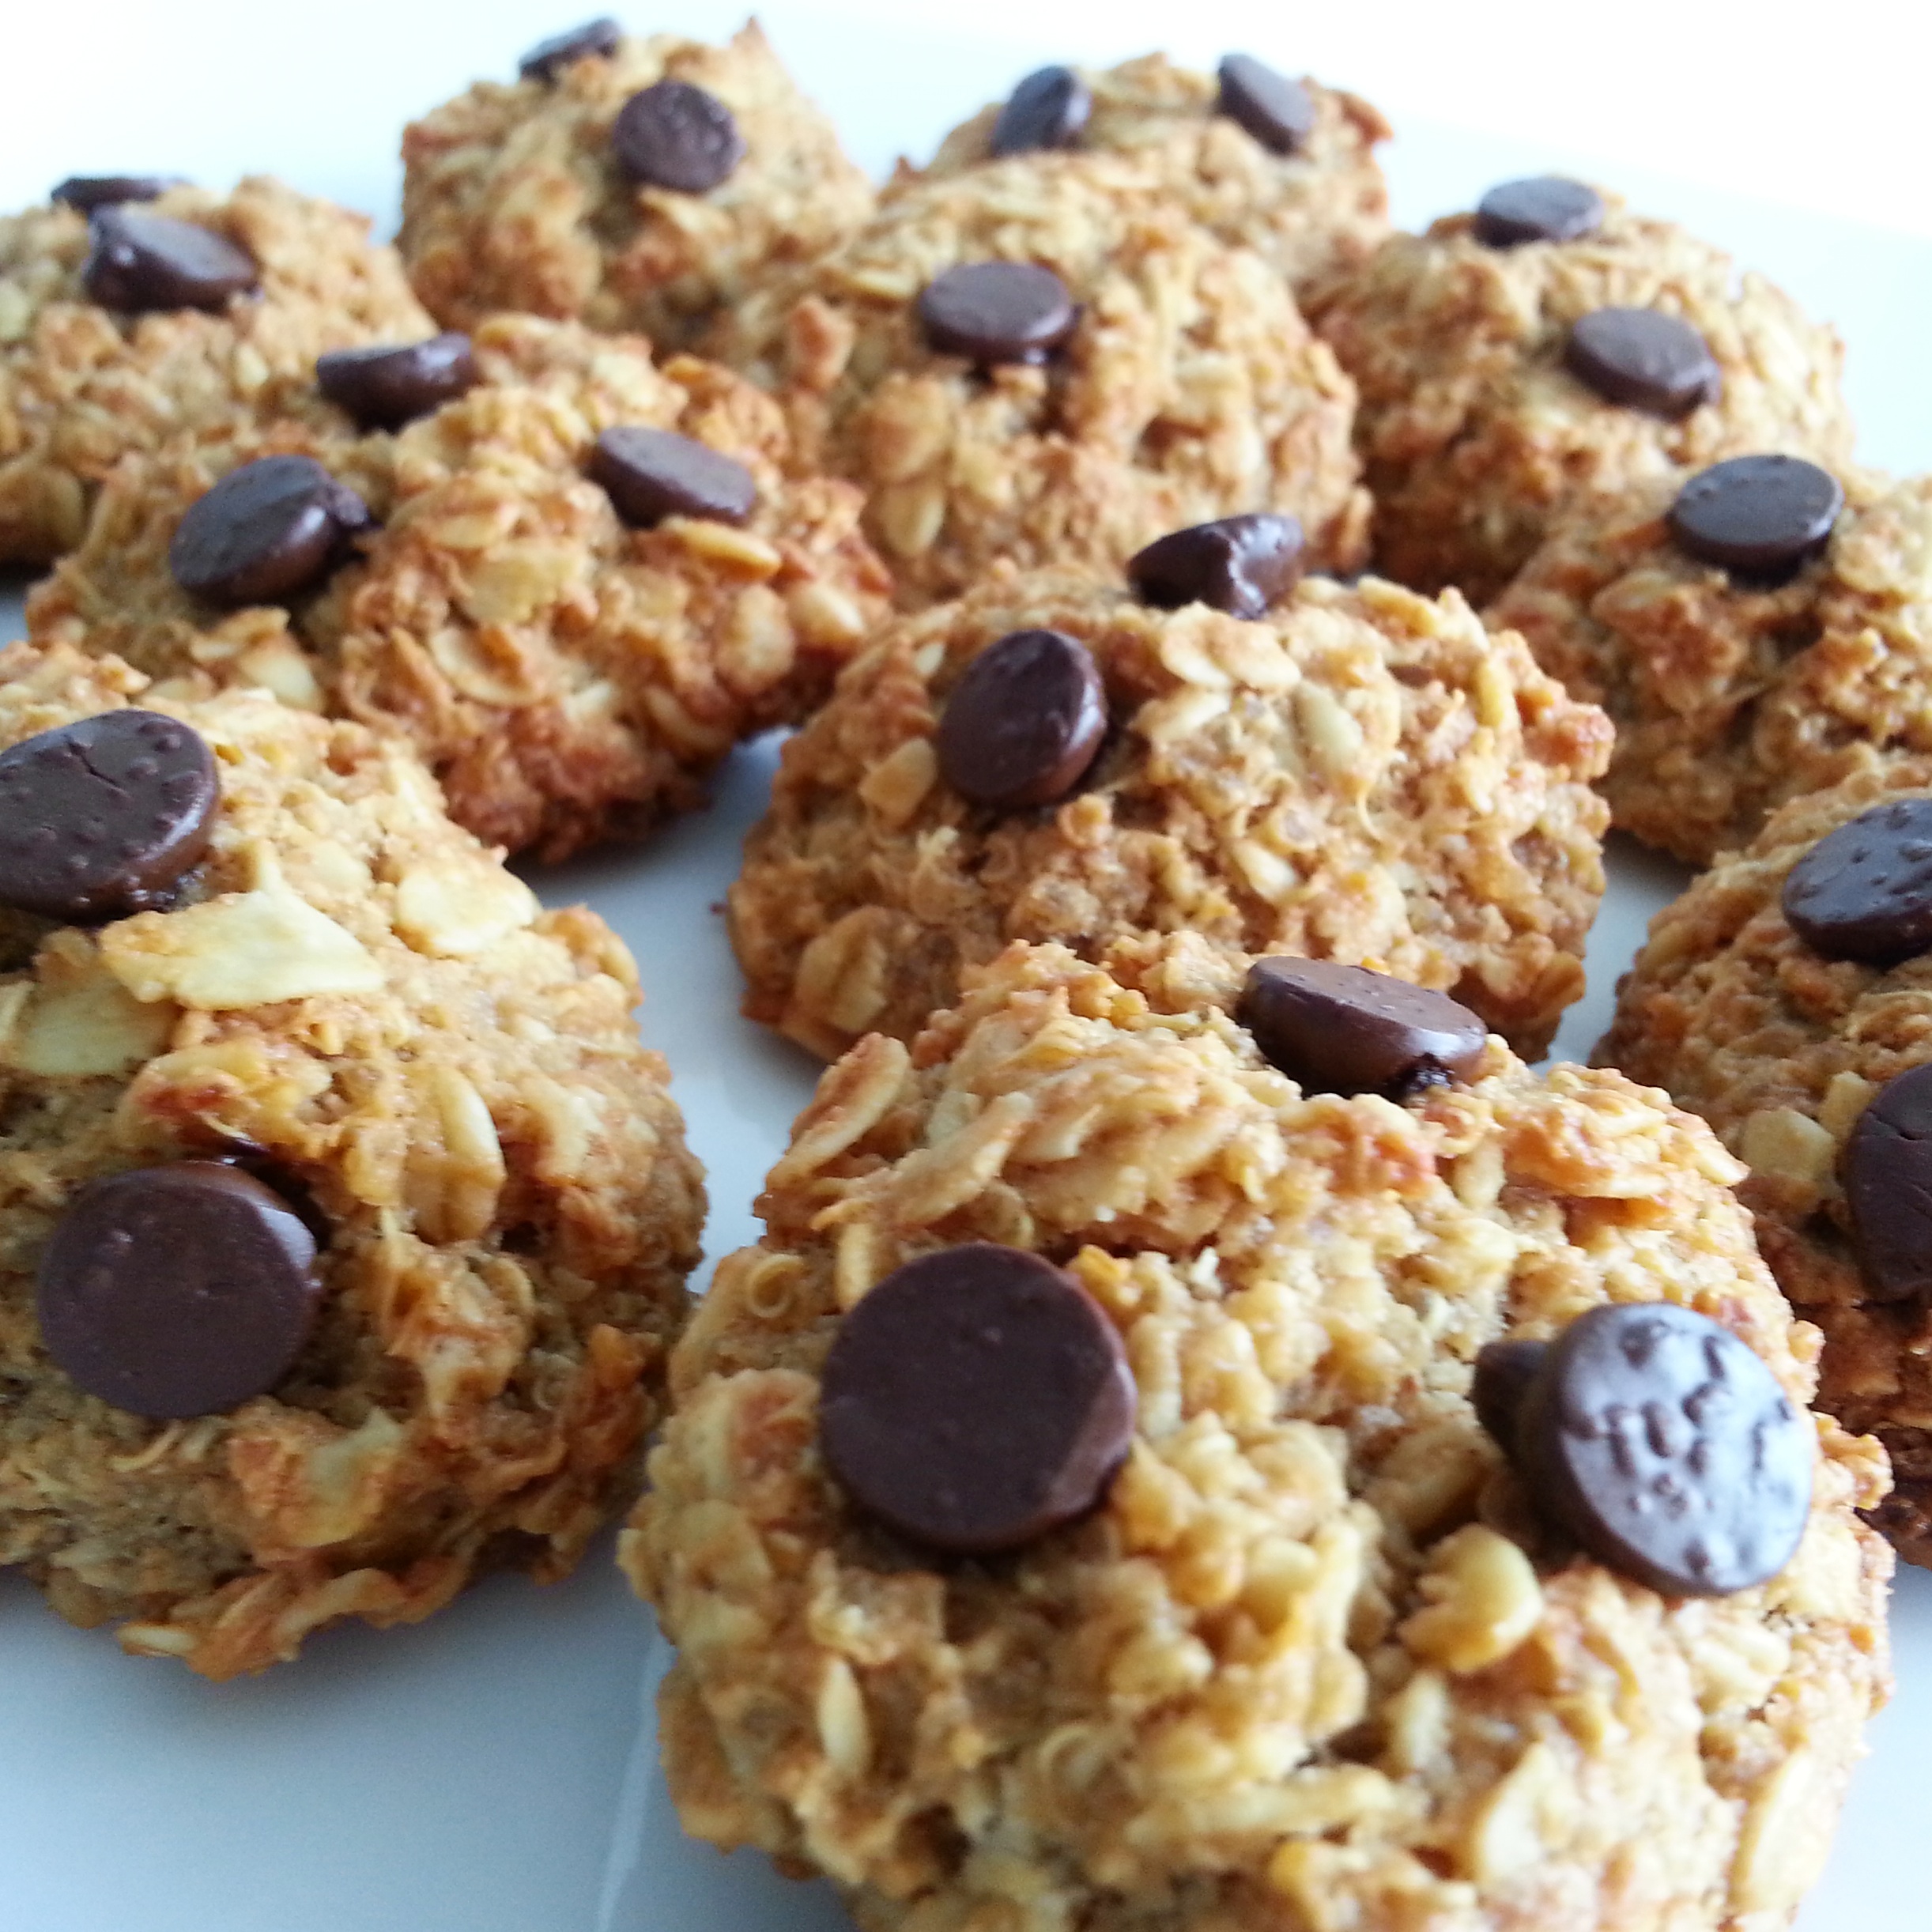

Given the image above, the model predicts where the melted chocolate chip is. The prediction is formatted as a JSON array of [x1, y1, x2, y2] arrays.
[[590, 425, 757, 527], [52, 175, 185, 213], [1564, 308, 1721, 418], [612, 81, 745, 193], [1473, 177, 1605, 249], [316, 334, 478, 430], [1127, 513, 1304, 618], [82, 207, 258, 313], [1666, 455, 1844, 580], [917, 261, 1077, 367], [519, 17, 621, 82], [168, 455, 372, 608], [1782, 798, 1932, 967], [1216, 54, 1315, 154], [936, 628, 1108, 809], [991, 65, 1091, 157], [1843, 1062, 1932, 1304]]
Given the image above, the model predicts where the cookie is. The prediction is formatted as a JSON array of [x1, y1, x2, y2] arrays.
[[25, 314, 891, 860], [398, 21, 873, 353], [714, 149, 1371, 607], [0, 175, 434, 566], [729, 563, 1611, 1062], [1315, 184, 1854, 605], [624, 938, 1889, 1932], [1487, 462, 1931, 865], [911, 51, 1390, 297], [0, 643, 704, 1677]]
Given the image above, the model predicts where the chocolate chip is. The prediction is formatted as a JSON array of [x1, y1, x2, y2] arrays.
[[1666, 455, 1844, 580], [1238, 958, 1487, 1096], [611, 81, 745, 194], [936, 628, 1108, 809], [1473, 1338, 1551, 1451], [917, 262, 1077, 367], [1782, 798, 1932, 967], [1511, 1303, 1812, 1596], [1564, 308, 1721, 418], [1843, 1062, 1932, 1303], [1473, 176, 1606, 249], [991, 66, 1091, 157], [316, 333, 479, 431], [818, 1243, 1136, 1554], [37, 1163, 323, 1420], [519, 16, 621, 81], [591, 425, 757, 528], [1216, 54, 1315, 155], [1127, 513, 1304, 619], [81, 207, 258, 313], [168, 455, 373, 608], [0, 711, 217, 923], [52, 175, 185, 213]]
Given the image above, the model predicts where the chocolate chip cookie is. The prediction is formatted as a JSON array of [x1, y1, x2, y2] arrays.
[[26, 313, 890, 860], [0, 642, 704, 1676], [0, 175, 434, 566], [729, 561, 1610, 1062], [1315, 183, 1854, 605], [398, 21, 873, 353], [625, 937, 1889, 1932]]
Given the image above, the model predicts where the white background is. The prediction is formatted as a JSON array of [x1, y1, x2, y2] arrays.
[[2, 5, 1930, 1929]]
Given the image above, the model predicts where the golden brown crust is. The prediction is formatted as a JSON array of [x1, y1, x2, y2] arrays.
[[626, 938, 1890, 1932], [0, 643, 705, 1675]]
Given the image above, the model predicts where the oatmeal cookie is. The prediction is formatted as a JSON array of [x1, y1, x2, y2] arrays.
[[910, 51, 1390, 297], [1489, 463, 1932, 865], [0, 175, 433, 566], [1315, 187, 1853, 605], [26, 313, 891, 860], [0, 642, 704, 1677], [730, 564, 1610, 1062], [398, 21, 873, 353], [715, 151, 1370, 607], [624, 938, 1889, 1932]]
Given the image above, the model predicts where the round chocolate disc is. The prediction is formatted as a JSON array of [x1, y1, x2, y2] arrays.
[[1666, 455, 1844, 579], [1843, 1062, 1932, 1303], [1513, 1302, 1813, 1597], [1127, 513, 1304, 619], [591, 425, 758, 528], [168, 455, 373, 608], [37, 1163, 323, 1420], [611, 81, 746, 194], [1472, 1337, 1551, 1450], [1473, 176, 1606, 249], [519, 17, 621, 82], [936, 628, 1108, 810], [1237, 957, 1488, 1096], [1564, 308, 1721, 418], [818, 1243, 1137, 1554], [52, 175, 185, 213], [316, 333, 478, 430], [1215, 54, 1315, 154], [81, 206, 258, 313], [917, 261, 1077, 367], [1781, 798, 1932, 966], [0, 710, 218, 923], [991, 65, 1091, 157]]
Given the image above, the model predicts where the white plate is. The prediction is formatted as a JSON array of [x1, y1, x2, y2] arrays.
[[3, 9, 1931, 1927]]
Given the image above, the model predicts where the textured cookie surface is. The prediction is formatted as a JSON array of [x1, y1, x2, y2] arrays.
[[1316, 195, 1853, 605], [626, 939, 1889, 1932], [730, 568, 1610, 1061], [0, 176, 433, 566], [27, 314, 891, 859], [0, 644, 704, 1676], [398, 23, 873, 352], [1489, 468, 1931, 865]]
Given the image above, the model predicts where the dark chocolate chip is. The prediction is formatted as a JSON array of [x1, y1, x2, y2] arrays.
[[818, 1243, 1136, 1554], [917, 261, 1077, 367], [991, 65, 1092, 157], [1215, 54, 1315, 155], [0, 710, 217, 923], [591, 425, 757, 527], [168, 455, 372, 608], [1511, 1303, 1812, 1596], [52, 175, 185, 213], [611, 81, 745, 194], [519, 17, 621, 82], [1843, 1062, 1932, 1303], [1473, 1338, 1550, 1451], [37, 1164, 322, 1420], [1127, 513, 1304, 618], [936, 628, 1108, 809], [1473, 176, 1606, 249], [1564, 308, 1721, 418], [1237, 957, 1487, 1096], [1782, 798, 1932, 967], [316, 333, 478, 431], [1666, 455, 1844, 580], [81, 207, 258, 313]]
